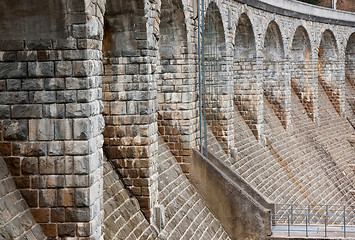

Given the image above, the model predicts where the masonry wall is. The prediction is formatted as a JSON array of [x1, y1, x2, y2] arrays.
[[0, 0, 354, 239], [0, 0, 106, 238]]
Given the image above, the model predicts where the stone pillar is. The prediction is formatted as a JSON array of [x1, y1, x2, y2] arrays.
[[102, 0, 159, 220], [0, 1, 105, 238]]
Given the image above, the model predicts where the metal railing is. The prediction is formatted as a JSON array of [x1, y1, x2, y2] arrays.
[[272, 203, 355, 238]]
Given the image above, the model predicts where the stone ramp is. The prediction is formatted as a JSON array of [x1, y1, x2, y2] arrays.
[[157, 137, 231, 240], [228, 85, 355, 208], [103, 159, 158, 240], [0, 157, 45, 240]]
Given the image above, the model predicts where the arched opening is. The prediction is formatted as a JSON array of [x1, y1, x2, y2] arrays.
[[263, 21, 287, 129], [318, 30, 340, 115], [345, 33, 355, 121], [234, 13, 260, 138], [157, 0, 193, 173], [102, 0, 154, 219], [291, 26, 315, 121], [203, 2, 230, 151]]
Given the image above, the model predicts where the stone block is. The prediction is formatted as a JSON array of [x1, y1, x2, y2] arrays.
[[0, 105, 10, 119], [21, 157, 38, 175], [65, 103, 91, 117], [58, 188, 74, 207], [54, 119, 72, 140], [44, 78, 65, 90], [26, 40, 52, 50], [43, 104, 65, 118], [29, 91, 56, 103], [48, 141, 65, 156], [6, 79, 21, 91], [58, 223, 76, 237], [11, 105, 42, 118], [0, 40, 24, 50], [3, 120, 28, 140], [4, 157, 20, 176], [73, 61, 93, 77], [66, 77, 89, 90], [20, 189, 38, 207], [57, 90, 77, 103], [0, 62, 27, 78], [66, 207, 90, 222], [31, 208, 49, 223], [74, 156, 89, 174], [39, 224, 57, 237], [28, 62, 54, 77], [39, 156, 65, 175], [0, 92, 28, 104], [55, 61, 73, 77], [51, 208, 66, 223], [65, 175, 89, 188], [73, 118, 92, 140], [39, 189, 57, 207], [75, 188, 89, 206], [22, 78, 44, 90], [21, 142, 47, 157], [29, 119, 55, 140], [17, 51, 38, 61]]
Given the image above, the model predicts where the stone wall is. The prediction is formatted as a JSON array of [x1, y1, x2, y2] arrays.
[[0, 156, 45, 240], [0, 0, 354, 239]]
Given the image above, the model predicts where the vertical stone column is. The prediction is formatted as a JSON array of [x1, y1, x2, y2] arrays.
[[0, 1, 105, 238], [102, 0, 159, 220]]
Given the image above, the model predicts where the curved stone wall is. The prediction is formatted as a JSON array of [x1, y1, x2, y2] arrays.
[[0, 0, 354, 238]]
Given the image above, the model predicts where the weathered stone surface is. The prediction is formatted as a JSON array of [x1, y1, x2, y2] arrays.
[[28, 62, 55, 77], [0, 157, 45, 239], [0, 62, 27, 78], [2, 120, 28, 140]]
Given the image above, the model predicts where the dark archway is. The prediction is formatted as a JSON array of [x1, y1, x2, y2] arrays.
[[102, 0, 153, 219], [263, 21, 287, 128], [318, 30, 340, 114], [157, 0, 192, 173], [345, 32, 355, 120], [234, 13, 259, 138], [291, 26, 315, 121], [203, 2, 230, 151]]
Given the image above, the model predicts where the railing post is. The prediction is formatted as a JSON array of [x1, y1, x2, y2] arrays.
[[308, 204, 311, 225], [306, 214, 308, 237], [325, 205, 328, 238], [291, 204, 293, 225], [344, 205, 346, 238], [288, 213, 290, 237]]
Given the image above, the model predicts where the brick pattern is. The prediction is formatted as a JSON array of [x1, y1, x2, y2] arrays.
[[229, 85, 355, 209], [318, 30, 344, 116], [345, 33, 355, 125], [102, 0, 160, 220], [157, 0, 197, 174], [103, 160, 158, 240], [157, 137, 231, 240], [233, 13, 263, 139], [291, 27, 317, 122], [0, 157, 45, 240], [263, 21, 291, 130], [0, 1, 106, 238], [203, 1, 235, 154]]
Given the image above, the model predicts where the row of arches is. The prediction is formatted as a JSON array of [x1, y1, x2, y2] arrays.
[[101, 0, 355, 218]]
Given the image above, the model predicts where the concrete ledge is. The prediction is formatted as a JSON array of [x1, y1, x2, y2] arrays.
[[236, 0, 355, 27], [191, 149, 275, 240]]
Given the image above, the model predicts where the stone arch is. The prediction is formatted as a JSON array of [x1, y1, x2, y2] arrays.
[[263, 21, 289, 129], [203, 1, 232, 152], [233, 13, 261, 139], [291, 26, 316, 122], [345, 32, 355, 117], [102, 0, 157, 219], [157, 0, 195, 173], [318, 29, 342, 115]]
